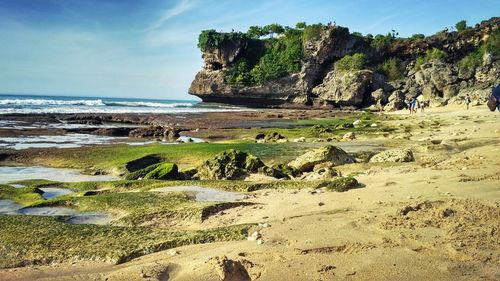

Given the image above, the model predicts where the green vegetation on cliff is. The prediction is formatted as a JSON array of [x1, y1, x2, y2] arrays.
[[459, 28, 499, 70]]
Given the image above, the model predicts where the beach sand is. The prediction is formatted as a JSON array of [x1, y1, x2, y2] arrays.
[[0, 106, 499, 281]]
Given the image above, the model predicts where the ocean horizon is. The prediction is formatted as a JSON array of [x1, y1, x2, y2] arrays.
[[0, 93, 246, 114]]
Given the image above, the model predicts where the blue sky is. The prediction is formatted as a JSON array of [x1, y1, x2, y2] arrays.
[[0, 0, 498, 100]]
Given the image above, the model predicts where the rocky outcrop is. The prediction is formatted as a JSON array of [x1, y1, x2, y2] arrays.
[[189, 17, 499, 109], [312, 70, 373, 107], [288, 145, 355, 172], [196, 149, 265, 180]]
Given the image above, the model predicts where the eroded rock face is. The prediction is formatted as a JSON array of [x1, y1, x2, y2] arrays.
[[189, 17, 499, 109], [369, 148, 415, 163], [288, 145, 355, 172], [312, 70, 373, 107], [196, 149, 265, 180]]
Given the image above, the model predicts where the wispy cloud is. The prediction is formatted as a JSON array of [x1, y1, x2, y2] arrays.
[[145, 0, 194, 31]]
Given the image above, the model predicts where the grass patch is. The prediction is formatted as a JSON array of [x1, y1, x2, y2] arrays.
[[0, 215, 250, 269], [0, 184, 44, 206]]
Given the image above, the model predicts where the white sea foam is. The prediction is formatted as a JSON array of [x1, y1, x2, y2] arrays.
[[104, 101, 194, 108], [0, 98, 105, 106], [0, 106, 248, 114]]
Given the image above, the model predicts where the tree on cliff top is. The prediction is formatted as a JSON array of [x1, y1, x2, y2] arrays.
[[455, 20, 468, 32]]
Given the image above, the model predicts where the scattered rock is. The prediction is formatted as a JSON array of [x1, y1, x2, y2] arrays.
[[342, 132, 356, 141], [288, 145, 355, 172], [247, 231, 261, 241], [369, 149, 414, 163]]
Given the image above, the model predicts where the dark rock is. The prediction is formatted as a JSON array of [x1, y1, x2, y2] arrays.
[[196, 149, 265, 180], [95, 127, 133, 137], [255, 132, 285, 143], [129, 126, 180, 141]]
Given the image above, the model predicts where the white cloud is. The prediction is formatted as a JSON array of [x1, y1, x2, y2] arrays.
[[145, 0, 194, 31]]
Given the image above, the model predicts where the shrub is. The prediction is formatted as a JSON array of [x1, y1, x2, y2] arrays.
[[455, 20, 468, 32], [459, 28, 500, 70], [484, 28, 500, 56], [303, 23, 324, 43], [225, 59, 252, 87], [371, 32, 396, 51], [295, 22, 306, 29], [425, 48, 447, 60], [334, 53, 367, 72], [197, 30, 248, 51], [377, 58, 404, 81], [459, 49, 483, 70], [409, 33, 425, 41], [414, 48, 447, 71]]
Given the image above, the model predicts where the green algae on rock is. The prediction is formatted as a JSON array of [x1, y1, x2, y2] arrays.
[[322, 177, 359, 192], [196, 149, 265, 180]]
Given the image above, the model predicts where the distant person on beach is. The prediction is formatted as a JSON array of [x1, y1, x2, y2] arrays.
[[410, 96, 417, 114], [465, 93, 471, 110], [487, 84, 500, 112]]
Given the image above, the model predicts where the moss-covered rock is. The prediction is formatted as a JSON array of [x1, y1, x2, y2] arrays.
[[259, 164, 301, 179], [255, 132, 286, 143], [196, 149, 265, 180], [143, 163, 179, 180], [125, 163, 163, 180], [323, 177, 358, 192], [288, 145, 355, 172]]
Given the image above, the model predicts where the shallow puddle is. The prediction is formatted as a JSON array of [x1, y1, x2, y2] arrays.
[[18, 207, 79, 216], [0, 134, 127, 150], [67, 212, 115, 225], [39, 187, 75, 199], [0, 199, 22, 214], [151, 186, 245, 202], [0, 166, 118, 184]]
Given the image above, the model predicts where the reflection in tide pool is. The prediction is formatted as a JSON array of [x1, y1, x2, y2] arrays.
[[0, 134, 127, 150], [151, 186, 246, 202], [0, 199, 22, 214], [39, 187, 75, 199], [0, 166, 118, 184]]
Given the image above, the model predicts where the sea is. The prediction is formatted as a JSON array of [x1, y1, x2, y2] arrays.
[[0, 94, 245, 114]]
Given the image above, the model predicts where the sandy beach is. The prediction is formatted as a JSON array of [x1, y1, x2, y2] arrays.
[[0, 106, 498, 281]]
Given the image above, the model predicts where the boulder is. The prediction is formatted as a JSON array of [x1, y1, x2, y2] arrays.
[[288, 145, 355, 172], [312, 70, 373, 107], [301, 163, 340, 180], [196, 149, 265, 180], [260, 164, 301, 179], [143, 163, 179, 180], [384, 90, 407, 111], [323, 177, 358, 192], [369, 148, 415, 163], [255, 132, 285, 143]]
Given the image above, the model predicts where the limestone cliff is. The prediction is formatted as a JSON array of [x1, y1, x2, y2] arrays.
[[189, 18, 499, 109]]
